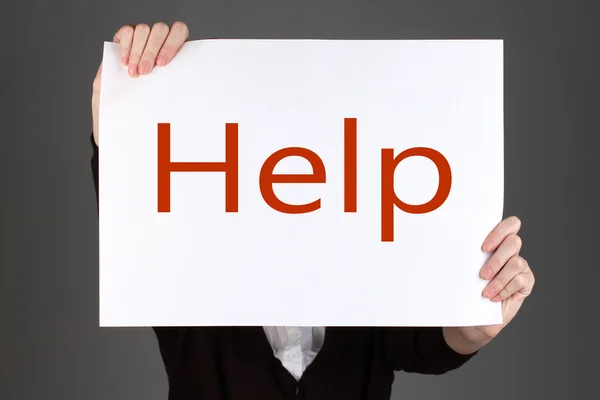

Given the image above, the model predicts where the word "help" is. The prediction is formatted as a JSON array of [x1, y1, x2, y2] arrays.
[[156, 119, 452, 242]]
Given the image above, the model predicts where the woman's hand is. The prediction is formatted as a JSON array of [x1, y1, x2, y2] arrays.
[[443, 216, 536, 354], [92, 21, 190, 146]]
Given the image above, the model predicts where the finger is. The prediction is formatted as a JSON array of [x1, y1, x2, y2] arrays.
[[490, 269, 534, 302], [482, 216, 521, 252], [482, 255, 527, 299], [156, 21, 189, 66], [480, 233, 522, 280], [113, 25, 135, 66], [139, 22, 170, 75], [128, 24, 151, 77]]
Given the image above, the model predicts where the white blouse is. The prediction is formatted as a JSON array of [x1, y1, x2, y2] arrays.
[[263, 326, 326, 380]]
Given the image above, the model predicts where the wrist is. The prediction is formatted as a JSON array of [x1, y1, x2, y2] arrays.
[[442, 327, 490, 355]]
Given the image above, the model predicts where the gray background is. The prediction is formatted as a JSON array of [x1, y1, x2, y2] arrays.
[[1, 0, 597, 399]]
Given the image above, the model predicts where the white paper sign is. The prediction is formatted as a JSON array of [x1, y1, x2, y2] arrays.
[[98, 39, 504, 327]]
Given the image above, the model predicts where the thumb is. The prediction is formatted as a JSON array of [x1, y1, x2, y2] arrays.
[[93, 63, 103, 93], [92, 63, 102, 146]]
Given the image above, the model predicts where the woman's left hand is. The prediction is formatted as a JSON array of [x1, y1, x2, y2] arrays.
[[443, 216, 536, 354]]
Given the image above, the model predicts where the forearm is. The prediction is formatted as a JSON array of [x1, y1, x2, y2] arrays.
[[383, 327, 478, 374]]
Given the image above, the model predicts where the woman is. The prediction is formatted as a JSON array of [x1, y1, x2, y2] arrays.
[[90, 21, 535, 400]]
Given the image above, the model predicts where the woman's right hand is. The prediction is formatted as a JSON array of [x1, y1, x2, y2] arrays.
[[92, 21, 190, 146]]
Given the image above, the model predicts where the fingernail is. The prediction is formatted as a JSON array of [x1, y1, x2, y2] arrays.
[[122, 57, 129, 66], [156, 55, 166, 66], [491, 294, 502, 302], [482, 286, 496, 298], [128, 64, 138, 77], [481, 267, 493, 280], [139, 63, 149, 75], [483, 241, 494, 252]]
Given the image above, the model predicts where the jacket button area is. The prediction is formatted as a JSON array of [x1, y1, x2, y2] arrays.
[[295, 387, 300, 396]]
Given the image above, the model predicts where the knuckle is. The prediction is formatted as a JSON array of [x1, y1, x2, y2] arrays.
[[172, 21, 189, 36], [128, 52, 142, 62], [490, 257, 502, 272], [115, 25, 132, 40], [493, 278, 505, 291], [136, 23, 150, 33], [508, 234, 522, 249], [153, 21, 169, 33], [509, 216, 521, 229], [120, 24, 134, 35], [142, 48, 157, 59], [500, 287, 511, 299], [516, 256, 527, 269], [159, 44, 175, 55], [513, 274, 525, 287]]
